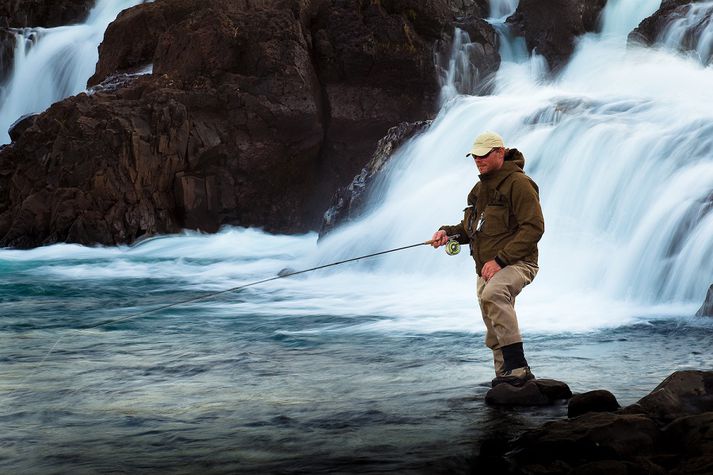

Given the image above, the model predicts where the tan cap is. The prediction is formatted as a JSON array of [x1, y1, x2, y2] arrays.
[[466, 131, 505, 157]]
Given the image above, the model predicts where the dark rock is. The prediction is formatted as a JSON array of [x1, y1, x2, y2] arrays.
[[695, 284, 713, 316], [485, 379, 571, 406], [630, 0, 713, 65], [308, 0, 477, 206], [0, 0, 94, 28], [475, 371, 713, 474], [661, 412, 713, 456], [0, 28, 15, 83], [506, 0, 607, 72], [536, 378, 574, 400], [320, 120, 431, 236], [568, 390, 621, 418], [0, 0, 503, 247], [624, 370, 713, 423], [511, 413, 659, 468], [7, 114, 38, 142]]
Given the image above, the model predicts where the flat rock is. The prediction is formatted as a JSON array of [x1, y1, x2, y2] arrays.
[[485, 378, 571, 406], [569, 389, 621, 418]]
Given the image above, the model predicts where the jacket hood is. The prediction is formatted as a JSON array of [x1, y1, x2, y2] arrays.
[[504, 148, 525, 170], [478, 148, 526, 183]]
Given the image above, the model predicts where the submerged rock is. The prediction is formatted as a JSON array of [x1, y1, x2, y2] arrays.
[[695, 284, 713, 316], [475, 370, 713, 474], [506, 0, 607, 72], [485, 379, 572, 406], [568, 390, 621, 418]]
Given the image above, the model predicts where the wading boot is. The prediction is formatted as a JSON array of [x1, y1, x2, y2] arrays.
[[491, 366, 535, 387]]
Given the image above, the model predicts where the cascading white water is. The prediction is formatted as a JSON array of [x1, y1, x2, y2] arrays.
[[659, 1, 713, 65], [488, 0, 518, 21], [0, 0, 147, 144], [316, 0, 713, 327], [438, 29, 481, 103], [599, 0, 661, 37]]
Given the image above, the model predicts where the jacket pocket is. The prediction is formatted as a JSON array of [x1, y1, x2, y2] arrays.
[[482, 205, 509, 236]]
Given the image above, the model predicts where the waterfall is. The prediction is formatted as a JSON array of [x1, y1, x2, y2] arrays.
[[437, 1, 526, 103], [659, 1, 713, 65], [437, 28, 481, 103], [0, 0, 147, 144], [600, 0, 662, 38], [318, 0, 713, 321], [488, 0, 519, 21]]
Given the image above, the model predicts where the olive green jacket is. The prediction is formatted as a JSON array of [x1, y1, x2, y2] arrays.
[[440, 149, 544, 276]]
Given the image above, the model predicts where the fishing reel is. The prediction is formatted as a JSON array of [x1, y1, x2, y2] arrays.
[[445, 239, 461, 256]]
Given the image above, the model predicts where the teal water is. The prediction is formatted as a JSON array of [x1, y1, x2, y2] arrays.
[[2, 229, 711, 473]]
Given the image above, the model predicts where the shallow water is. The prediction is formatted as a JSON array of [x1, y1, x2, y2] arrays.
[[2, 230, 712, 474]]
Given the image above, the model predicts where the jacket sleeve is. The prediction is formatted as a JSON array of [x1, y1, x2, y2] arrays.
[[439, 222, 469, 244], [496, 177, 544, 265]]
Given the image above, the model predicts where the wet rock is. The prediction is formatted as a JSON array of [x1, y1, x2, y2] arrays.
[[506, 0, 607, 72], [320, 120, 431, 236], [7, 114, 38, 142], [0, 28, 15, 83], [629, 0, 713, 65], [513, 413, 660, 462], [624, 370, 713, 423], [436, 15, 500, 96], [485, 379, 571, 406], [695, 284, 713, 316], [475, 371, 713, 474], [568, 390, 621, 418], [448, 0, 490, 18], [0, 0, 94, 28]]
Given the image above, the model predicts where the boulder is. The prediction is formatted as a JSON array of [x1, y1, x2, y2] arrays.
[[568, 390, 621, 418], [485, 379, 571, 406], [0, 0, 94, 28], [624, 370, 713, 423], [695, 284, 713, 316], [629, 0, 713, 65], [320, 120, 431, 236], [506, 0, 607, 72]]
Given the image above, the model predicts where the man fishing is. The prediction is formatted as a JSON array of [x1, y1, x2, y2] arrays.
[[432, 131, 544, 387]]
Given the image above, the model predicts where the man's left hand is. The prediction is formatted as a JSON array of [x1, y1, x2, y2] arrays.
[[482, 260, 502, 281]]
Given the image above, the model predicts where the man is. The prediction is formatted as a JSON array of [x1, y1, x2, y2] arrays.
[[432, 131, 544, 387]]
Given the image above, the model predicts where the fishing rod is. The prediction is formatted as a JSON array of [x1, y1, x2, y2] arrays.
[[30, 235, 462, 370], [82, 234, 462, 331]]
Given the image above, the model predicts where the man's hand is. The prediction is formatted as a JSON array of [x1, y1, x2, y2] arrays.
[[431, 230, 449, 248], [481, 259, 502, 281]]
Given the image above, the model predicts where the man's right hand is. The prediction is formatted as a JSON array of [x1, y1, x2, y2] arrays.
[[431, 230, 449, 248]]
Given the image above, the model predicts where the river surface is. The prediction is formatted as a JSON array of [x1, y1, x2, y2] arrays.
[[1, 229, 712, 474]]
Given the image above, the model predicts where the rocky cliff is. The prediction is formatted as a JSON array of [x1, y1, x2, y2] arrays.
[[0, 0, 500, 247]]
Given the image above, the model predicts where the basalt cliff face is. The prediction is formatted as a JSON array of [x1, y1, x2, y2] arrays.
[[0, 0, 500, 247]]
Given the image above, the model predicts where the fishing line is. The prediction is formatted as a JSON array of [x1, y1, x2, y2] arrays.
[[29, 235, 461, 372]]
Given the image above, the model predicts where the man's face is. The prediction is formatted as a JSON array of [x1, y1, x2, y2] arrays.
[[474, 148, 505, 175]]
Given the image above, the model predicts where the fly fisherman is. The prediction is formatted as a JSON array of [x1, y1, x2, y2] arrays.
[[432, 131, 544, 387]]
